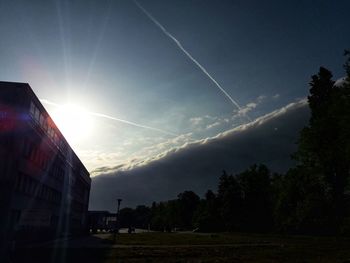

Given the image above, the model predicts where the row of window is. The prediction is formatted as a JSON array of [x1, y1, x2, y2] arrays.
[[0, 111, 13, 131], [14, 173, 62, 204], [50, 162, 65, 182], [22, 139, 49, 171], [72, 178, 89, 202], [28, 101, 89, 183], [9, 210, 61, 229], [0, 111, 7, 119], [22, 138, 65, 181], [29, 101, 68, 155]]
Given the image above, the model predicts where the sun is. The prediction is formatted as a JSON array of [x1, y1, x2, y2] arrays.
[[51, 104, 94, 144]]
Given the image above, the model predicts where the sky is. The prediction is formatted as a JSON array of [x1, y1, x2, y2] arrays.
[[91, 99, 310, 209], [1, 1, 350, 206]]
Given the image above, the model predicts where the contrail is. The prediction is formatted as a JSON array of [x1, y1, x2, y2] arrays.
[[40, 99, 178, 136], [133, 0, 250, 121], [88, 112, 178, 136]]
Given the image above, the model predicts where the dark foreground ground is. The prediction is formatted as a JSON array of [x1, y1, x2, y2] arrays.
[[12, 231, 350, 263]]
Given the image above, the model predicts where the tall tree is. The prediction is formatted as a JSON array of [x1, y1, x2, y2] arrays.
[[177, 191, 200, 229], [217, 170, 243, 231], [237, 164, 273, 232], [294, 53, 350, 232], [119, 207, 135, 228], [274, 167, 333, 234], [193, 190, 223, 232]]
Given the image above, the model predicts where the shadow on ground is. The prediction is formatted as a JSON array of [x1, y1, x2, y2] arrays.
[[12, 234, 114, 263]]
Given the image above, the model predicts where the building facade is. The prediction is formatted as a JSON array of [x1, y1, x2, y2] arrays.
[[88, 211, 117, 233], [0, 81, 91, 247]]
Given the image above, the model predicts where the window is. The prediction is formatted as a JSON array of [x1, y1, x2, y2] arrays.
[[29, 102, 35, 116], [43, 121, 48, 132], [54, 133, 58, 144], [24, 177, 30, 194], [14, 174, 21, 191], [47, 127, 52, 138], [0, 111, 7, 120], [31, 180, 37, 195], [42, 155, 48, 170], [34, 107, 40, 122], [22, 139, 31, 157], [19, 175, 25, 192], [39, 114, 45, 126], [31, 148, 37, 163]]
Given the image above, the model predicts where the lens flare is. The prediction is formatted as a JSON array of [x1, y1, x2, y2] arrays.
[[51, 104, 94, 143]]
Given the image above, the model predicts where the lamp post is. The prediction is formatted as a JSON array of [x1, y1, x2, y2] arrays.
[[113, 198, 122, 242]]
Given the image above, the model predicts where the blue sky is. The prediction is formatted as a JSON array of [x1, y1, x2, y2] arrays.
[[1, 0, 349, 174]]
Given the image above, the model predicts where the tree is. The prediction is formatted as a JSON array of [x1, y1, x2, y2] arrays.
[[150, 201, 167, 231], [237, 164, 273, 232], [177, 191, 200, 229], [193, 190, 223, 232], [217, 170, 243, 231], [293, 52, 350, 233], [274, 167, 333, 234], [119, 207, 135, 228], [134, 205, 151, 229]]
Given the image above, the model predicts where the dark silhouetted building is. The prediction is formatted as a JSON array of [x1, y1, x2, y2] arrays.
[[0, 81, 91, 249], [88, 211, 117, 233]]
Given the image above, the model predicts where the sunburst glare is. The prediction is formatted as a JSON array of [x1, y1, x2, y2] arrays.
[[51, 104, 94, 144]]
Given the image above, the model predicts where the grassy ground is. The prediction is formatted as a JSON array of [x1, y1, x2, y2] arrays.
[[113, 232, 275, 245], [13, 232, 350, 262]]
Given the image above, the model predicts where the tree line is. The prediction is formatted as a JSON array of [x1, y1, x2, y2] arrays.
[[119, 51, 350, 235]]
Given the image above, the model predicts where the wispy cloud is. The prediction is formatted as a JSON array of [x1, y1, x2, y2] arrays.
[[189, 115, 219, 128], [189, 117, 204, 126], [206, 121, 221, 130], [189, 95, 269, 133], [272, 94, 280, 99], [236, 95, 266, 117], [238, 102, 258, 116]]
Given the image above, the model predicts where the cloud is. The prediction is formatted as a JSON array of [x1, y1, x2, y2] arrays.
[[206, 121, 221, 129], [89, 99, 309, 210], [257, 95, 266, 102], [189, 95, 272, 134], [236, 95, 266, 116], [89, 132, 194, 176], [189, 115, 219, 127], [238, 102, 257, 115], [334, 77, 348, 87], [189, 117, 204, 126]]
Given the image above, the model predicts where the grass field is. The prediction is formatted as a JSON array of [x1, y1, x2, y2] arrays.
[[14, 232, 350, 262]]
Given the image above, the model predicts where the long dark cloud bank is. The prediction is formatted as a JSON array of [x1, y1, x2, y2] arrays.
[[90, 100, 309, 210]]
